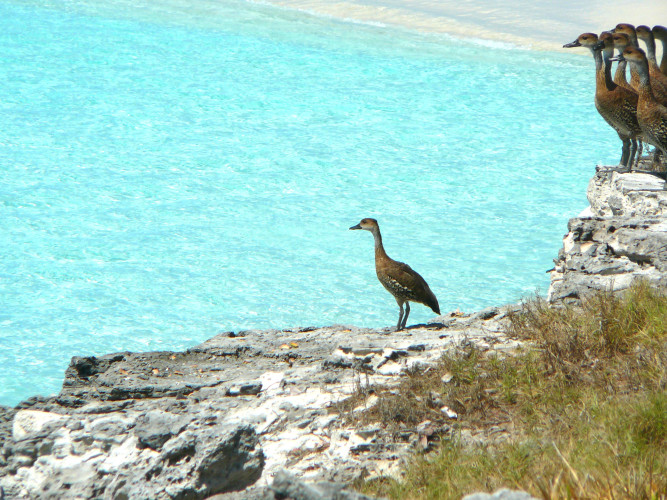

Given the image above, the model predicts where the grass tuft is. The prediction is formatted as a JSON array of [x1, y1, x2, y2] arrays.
[[352, 281, 667, 499]]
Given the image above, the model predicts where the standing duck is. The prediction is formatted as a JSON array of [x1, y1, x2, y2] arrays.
[[350, 218, 440, 330], [596, 32, 643, 168], [564, 33, 633, 167], [614, 47, 667, 157]]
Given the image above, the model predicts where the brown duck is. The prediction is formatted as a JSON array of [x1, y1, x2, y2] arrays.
[[564, 33, 635, 167], [614, 47, 667, 157], [350, 218, 440, 330], [595, 32, 643, 168]]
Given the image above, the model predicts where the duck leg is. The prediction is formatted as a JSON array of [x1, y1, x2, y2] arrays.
[[635, 141, 644, 169], [628, 139, 637, 170], [396, 302, 404, 331], [401, 303, 411, 330], [619, 136, 630, 167]]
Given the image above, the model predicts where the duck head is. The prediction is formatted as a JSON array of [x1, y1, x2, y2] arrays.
[[563, 32, 599, 49], [350, 218, 379, 231]]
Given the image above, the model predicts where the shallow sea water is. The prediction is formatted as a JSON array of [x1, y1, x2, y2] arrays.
[[1, 0, 618, 405]]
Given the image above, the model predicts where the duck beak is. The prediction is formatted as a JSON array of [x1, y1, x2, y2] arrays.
[[592, 40, 605, 51], [349, 224, 362, 230], [563, 40, 582, 48], [610, 54, 624, 62]]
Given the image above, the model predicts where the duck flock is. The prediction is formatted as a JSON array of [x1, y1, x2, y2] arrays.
[[564, 24, 667, 170]]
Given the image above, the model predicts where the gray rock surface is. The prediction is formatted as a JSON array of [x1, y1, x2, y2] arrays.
[[269, 470, 380, 500], [0, 313, 522, 499], [462, 489, 538, 500], [549, 167, 667, 302]]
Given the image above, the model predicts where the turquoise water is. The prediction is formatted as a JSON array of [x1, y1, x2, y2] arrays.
[[1, 0, 617, 406]]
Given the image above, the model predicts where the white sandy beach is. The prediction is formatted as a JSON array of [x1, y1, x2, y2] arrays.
[[32, 0, 667, 51], [260, 0, 667, 50]]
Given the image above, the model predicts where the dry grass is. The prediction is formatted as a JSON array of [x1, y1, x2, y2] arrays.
[[352, 281, 667, 500]]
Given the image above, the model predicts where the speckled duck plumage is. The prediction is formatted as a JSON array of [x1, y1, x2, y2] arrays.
[[615, 46, 667, 157], [350, 218, 440, 330], [597, 32, 643, 167]]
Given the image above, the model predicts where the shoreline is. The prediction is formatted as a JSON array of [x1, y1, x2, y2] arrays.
[[255, 0, 667, 51]]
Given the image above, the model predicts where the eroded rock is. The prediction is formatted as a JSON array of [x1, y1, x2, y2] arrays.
[[0, 316, 519, 499], [549, 168, 667, 302]]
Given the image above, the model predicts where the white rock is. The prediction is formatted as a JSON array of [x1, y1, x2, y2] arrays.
[[617, 172, 665, 193], [406, 359, 426, 371], [51, 428, 73, 459], [12, 410, 68, 440], [377, 360, 402, 376], [260, 371, 285, 396], [441, 406, 458, 419], [588, 170, 667, 217], [648, 220, 667, 233], [578, 206, 593, 217], [562, 232, 575, 253], [99, 436, 147, 474]]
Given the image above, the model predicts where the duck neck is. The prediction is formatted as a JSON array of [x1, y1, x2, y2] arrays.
[[634, 61, 655, 101], [614, 58, 629, 86], [658, 38, 667, 72], [602, 50, 617, 91], [592, 49, 605, 92], [641, 35, 658, 65], [370, 227, 389, 262]]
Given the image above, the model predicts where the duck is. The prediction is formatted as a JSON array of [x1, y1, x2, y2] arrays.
[[564, 33, 634, 167], [349, 218, 440, 330], [596, 32, 643, 168], [613, 47, 667, 158], [651, 25, 667, 76], [614, 24, 667, 102]]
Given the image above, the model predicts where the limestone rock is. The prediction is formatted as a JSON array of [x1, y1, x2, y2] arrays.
[[549, 168, 667, 302], [462, 489, 538, 500], [269, 470, 381, 499], [12, 410, 67, 441], [0, 316, 518, 499], [587, 169, 667, 218]]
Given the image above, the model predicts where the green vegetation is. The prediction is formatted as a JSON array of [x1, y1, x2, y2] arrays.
[[351, 281, 667, 499]]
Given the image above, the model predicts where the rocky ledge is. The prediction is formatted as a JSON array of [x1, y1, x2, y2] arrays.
[[0, 310, 523, 499], [1, 168, 665, 500], [548, 167, 667, 302]]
